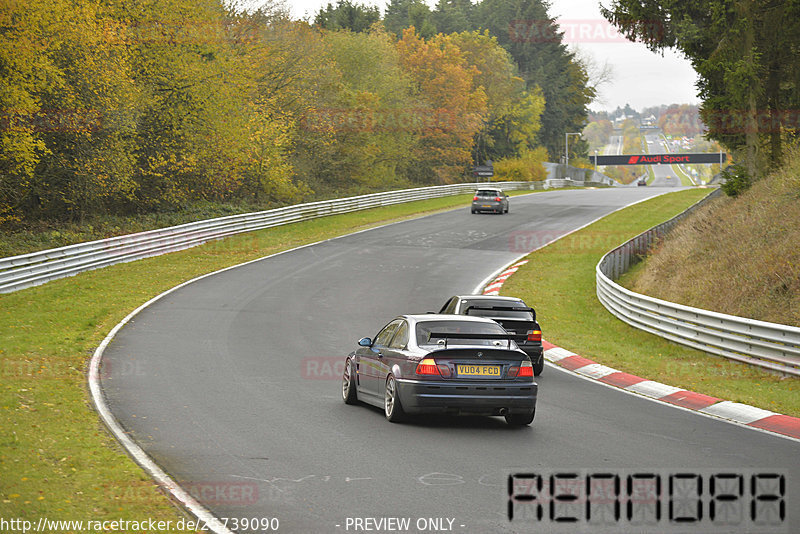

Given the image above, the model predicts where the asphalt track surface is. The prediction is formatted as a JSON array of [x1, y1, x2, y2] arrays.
[[101, 188, 799, 534], [644, 134, 682, 187]]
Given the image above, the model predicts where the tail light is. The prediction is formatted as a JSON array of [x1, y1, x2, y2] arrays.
[[495, 196, 502, 201], [527, 330, 542, 342], [416, 358, 440, 376], [518, 360, 534, 377], [508, 360, 533, 378], [473, 195, 479, 201]]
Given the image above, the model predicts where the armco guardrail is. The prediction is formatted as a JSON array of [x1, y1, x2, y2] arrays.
[[0, 181, 542, 294], [596, 189, 800, 376]]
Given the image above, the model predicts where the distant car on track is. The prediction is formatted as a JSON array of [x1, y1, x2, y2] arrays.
[[471, 188, 509, 214], [637, 178, 647, 186], [439, 295, 544, 376], [342, 315, 537, 425]]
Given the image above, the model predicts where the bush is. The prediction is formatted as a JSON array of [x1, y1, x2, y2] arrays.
[[493, 147, 548, 181], [720, 164, 752, 197]]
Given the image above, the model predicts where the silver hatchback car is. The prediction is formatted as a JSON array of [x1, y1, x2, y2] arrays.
[[471, 188, 509, 214]]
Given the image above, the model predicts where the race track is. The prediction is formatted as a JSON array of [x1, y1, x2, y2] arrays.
[[101, 188, 799, 533]]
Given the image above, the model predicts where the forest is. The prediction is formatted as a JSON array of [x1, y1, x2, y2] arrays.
[[0, 0, 595, 225]]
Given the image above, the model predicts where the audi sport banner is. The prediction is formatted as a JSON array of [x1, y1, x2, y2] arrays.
[[590, 153, 727, 165]]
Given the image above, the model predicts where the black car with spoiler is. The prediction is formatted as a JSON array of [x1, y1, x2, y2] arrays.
[[439, 295, 544, 376], [342, 315, 537, 426]]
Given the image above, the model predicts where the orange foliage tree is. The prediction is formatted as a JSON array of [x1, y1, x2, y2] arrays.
[[395, 28, 487, 183]]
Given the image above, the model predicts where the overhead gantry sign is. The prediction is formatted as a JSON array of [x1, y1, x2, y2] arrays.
[[590, 153, 727, 165]]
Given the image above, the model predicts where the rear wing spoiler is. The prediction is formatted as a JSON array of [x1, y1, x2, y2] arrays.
[[464, 305, 536, 321], [426, 331, 526, 349]]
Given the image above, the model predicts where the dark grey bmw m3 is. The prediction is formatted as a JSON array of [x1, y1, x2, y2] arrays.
[[342, 315, 537, 425]]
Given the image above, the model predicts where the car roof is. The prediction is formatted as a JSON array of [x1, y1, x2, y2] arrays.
[[402, 314, 500, 325], [452, 295, 525, 303]]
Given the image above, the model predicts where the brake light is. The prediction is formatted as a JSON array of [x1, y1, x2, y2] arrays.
[[416, 358, 440, 376], [473, 195, 479, 201], [518, 360, 534, 377], [495, 196, 502, 201], [527, 330, 542, 342]]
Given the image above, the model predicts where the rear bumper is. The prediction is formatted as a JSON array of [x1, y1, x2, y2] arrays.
[[472, 201, 503, 212], [395, 378, 537, 415]]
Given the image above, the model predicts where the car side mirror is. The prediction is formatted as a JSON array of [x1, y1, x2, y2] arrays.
[[358, 337, 372, 347]]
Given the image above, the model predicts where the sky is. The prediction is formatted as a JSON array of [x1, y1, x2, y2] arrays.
[[285, 0, 700, 113]]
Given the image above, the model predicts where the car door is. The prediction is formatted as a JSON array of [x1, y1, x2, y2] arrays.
[[383, 320, 411, 379], [358, 320, 401, 399]]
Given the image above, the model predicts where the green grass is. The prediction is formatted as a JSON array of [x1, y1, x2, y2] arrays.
[[671, 164, 695, 186], [646, 166, 656, 183], [502, 188, 799, 417], [642, 136, 656, 184], [1, 192, 509, 527]]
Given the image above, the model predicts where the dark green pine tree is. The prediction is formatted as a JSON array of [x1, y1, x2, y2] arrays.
[[432, 0, 476, 34], [314, 0, 381, 32], [474, 0, 595, 160], [384, 0, 436, 38]]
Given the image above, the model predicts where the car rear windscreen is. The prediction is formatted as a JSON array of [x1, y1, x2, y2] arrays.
[[475, 190, 501, 197], [462, 299, 534, 320], [416, 320, 508, 346]]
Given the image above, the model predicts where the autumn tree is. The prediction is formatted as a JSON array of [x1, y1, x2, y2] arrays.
[[1, 0, 141, 221], [448, 31, 544, 162], [474, 0, 595, 160], [1, 0, 573, 225], [582, 119, 614, 152], [395, 28, 487, 182], [309, 27, 418, 193]]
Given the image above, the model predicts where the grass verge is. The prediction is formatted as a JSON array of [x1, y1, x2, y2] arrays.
[[0, 192, 508, 526], [501, 188, 798, 417], [671, 164, 695, 186]]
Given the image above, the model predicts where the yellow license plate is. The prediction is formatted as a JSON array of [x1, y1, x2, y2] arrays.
[[481, 204, 492, 208], [457, 364, 501, 377]]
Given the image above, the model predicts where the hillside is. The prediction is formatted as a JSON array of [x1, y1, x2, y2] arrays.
[[623, 147, 800, 327]]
